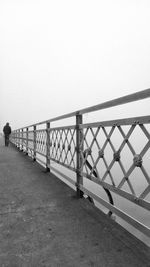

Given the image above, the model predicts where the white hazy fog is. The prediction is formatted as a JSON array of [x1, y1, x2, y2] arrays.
[[0, 0, 150, 131]]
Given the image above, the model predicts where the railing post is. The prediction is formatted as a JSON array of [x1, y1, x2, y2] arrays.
[[46, 122, 50, 172], [33, 125, 36, 161], [14, 131, 16, 145], [21, 129, 24, 151], [26, 127, 28, 155], [12, 130, 15, 145], [17, 130, 19, 148], [16, 130, 18, 148], [19, 129, 21, 150], [76, 113, 84, 198]]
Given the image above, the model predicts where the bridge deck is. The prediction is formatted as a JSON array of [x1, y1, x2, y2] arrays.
[[0, 137, 149, 267]]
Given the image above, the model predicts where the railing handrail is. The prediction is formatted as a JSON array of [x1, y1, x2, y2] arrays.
[[16, 88, 150, 130]]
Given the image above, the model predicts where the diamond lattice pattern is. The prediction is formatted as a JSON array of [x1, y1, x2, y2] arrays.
[[50, 127, 76, 170], [82, 123, 150, 201]]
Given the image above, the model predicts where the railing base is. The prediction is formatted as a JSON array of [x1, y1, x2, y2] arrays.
[[76, 188, 84, 198], [46, 167, 50, 172]]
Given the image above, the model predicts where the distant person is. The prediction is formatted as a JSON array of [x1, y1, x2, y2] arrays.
[[3, 122, 11, 147]]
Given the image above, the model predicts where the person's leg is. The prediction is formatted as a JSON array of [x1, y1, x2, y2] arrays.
[[7, 136, 9, 146], [4, 135, 7, 146], [5, 135, 9, 146]]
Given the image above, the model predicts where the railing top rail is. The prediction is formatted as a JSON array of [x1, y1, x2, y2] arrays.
[[18, 88, 150, 130]]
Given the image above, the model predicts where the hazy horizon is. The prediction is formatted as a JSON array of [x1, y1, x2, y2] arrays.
[[1, 0, 150, 131]]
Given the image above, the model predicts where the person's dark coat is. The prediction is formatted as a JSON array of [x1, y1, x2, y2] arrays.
[[3, 124, 11, 136]]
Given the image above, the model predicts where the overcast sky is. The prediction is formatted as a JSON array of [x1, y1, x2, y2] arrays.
[[0, 0, 150, 131]]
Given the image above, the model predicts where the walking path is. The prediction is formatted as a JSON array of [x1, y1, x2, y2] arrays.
[[0, 137, 149, 267]]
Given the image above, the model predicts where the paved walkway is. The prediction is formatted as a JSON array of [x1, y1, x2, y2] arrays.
[[0, 137, 149, 267]]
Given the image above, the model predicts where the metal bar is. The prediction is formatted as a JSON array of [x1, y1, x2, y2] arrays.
[[33, 125, 36, 161], [50, 157, 76, 172], [15, 137, 34, 142], [81, 172, 150, 211], [50, 165, 76, 186], [61, 129, 70, 166], [80, 185, 150, 237], [117, 125, 136, 155], [79, 88, 150, 115], [54, 130, 60, 161], [57, 130, 64, 162], [50, 125, 76, 131], [17, 138, 25, 141], [63, 129, 71, 165], [36, 150, 46, 157], [76, 114, 84, 197], [17, 130, 19, 147], [36, 157, 46, 166], [46, 122, 50, 172], [17, 130, 20, 148], [34, 129, 47, 132], [83, 151, 114, 217], [26, 127, 28, 155], [27, 130, 34, 134], [14, 131, 17, 146], [140, 166, 150, 185], [15, 88, 150, 130], [117, 164, 135, 190], [139, 185, 150, 199], [79, 116, 150, 129], [19, 130, 22, 149], [50, 130, 55, 159], [66, 128, 76, 169], [16, 130, 18, 146]]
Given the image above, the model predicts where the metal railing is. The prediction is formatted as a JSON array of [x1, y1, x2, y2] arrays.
[[10, 89, 150, 239]]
